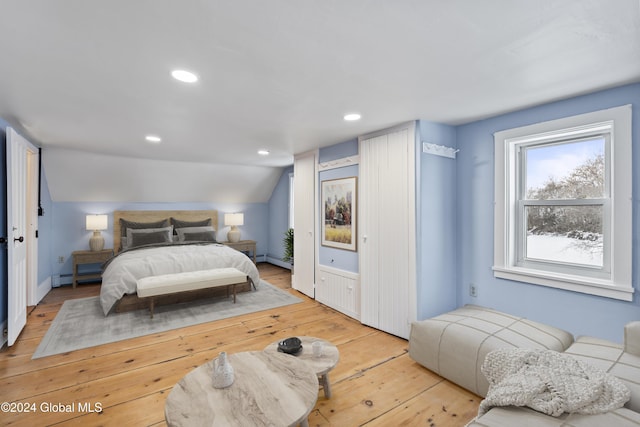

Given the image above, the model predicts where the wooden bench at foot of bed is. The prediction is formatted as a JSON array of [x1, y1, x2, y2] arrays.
[[134, 268, 253, 318]]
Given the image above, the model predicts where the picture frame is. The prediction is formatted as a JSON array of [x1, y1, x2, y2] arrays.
[[321, 176, 357, 251]]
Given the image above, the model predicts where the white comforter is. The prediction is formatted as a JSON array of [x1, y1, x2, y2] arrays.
[[100, 243, 260, 315]]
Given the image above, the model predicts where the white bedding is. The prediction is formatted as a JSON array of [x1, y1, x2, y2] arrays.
[[100, 243, 260, 315]]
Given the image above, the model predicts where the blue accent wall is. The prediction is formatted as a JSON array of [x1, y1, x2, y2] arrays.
[[456, 83, 640, 342], [416, 120, 458, 319], [318, 139, 358, 163], [318, 139, 359, 273], [318, 165, 359, 272], [268, 165, 293, 264]]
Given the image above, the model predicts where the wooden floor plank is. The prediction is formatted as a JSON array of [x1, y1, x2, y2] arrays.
[[364, 380, 481, 427], [0, 263, 479, 426], [314, 354, 443, 426]]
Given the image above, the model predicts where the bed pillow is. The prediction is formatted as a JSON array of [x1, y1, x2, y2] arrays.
[[171, 217, 212, 231], [182, 231, 217, 243], [126, 226, 173, 248], [119, 218, 170, 249], [120, 218, 169, 238], [176, 226, 216, 242]]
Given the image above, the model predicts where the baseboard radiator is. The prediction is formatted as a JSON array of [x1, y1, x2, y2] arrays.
[[316, 266, 360, 320]]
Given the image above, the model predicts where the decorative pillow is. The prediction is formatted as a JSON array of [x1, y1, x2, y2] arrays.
[[119, 218, 169, 238], [176, 226, 216, 242], [171, 217, 212, 231], [126, 226, 173, 248], [182, 231, 217, 243]]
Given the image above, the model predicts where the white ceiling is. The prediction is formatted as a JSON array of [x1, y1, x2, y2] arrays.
[[1, 1, 639, 201]]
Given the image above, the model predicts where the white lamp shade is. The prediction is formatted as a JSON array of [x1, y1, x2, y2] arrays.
[[224, 213, 244, 226], [86, 214, 108, 231]]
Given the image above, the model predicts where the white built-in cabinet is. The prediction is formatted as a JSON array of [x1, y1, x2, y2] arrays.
[[359, 122, 417, 339], [292, 151, 317, 298], [316, 265, 360, 320]]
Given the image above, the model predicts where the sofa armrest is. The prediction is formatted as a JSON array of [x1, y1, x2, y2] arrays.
[[624, 321, 640, 357]]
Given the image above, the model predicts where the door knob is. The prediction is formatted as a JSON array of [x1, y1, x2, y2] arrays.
[[14, 236, 24, 243], [0, 237, 6, 243]]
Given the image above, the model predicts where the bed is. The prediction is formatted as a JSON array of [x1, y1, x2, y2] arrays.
[[99, 210, 260, 315]]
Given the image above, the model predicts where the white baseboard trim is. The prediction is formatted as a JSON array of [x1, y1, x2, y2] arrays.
[[266, 257, 292, 270], [37, 276, 52, 304], [53, 274, 73, 287]]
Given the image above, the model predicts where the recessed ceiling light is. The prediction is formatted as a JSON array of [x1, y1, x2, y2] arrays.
[[145, 135, 162, 143], [344, 113, 361, 121], [171, 69, 198, 83], [258, 149, 270, 156]]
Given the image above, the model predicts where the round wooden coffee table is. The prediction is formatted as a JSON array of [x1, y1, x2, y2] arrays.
[[264, 336, 340, 398], [165, 351, 318, 427]]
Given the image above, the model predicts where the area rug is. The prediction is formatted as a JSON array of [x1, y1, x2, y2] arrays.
[[33, 280, 302, 359]]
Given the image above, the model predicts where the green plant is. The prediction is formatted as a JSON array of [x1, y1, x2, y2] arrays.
[[282, 228, 294, 264]]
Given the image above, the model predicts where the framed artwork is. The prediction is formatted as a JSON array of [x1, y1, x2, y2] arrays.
[[321, 176, 357, 251]]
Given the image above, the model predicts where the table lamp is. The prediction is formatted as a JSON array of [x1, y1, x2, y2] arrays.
[[86, 214, 108, 251], [225, 213, 244, 243]]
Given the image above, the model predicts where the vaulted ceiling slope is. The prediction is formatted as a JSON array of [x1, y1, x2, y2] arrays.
[[1, 1, 639, 202], [42, 149, 282, 203]]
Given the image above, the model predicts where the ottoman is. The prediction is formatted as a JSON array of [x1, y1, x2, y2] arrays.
[[408, 304, 574, 396]]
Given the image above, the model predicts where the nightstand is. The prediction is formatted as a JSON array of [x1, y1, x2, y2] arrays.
[[72, 249, 113, 288], [223, 240, 257, 264]]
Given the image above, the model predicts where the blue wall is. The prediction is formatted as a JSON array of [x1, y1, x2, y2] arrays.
[[456, 83, 640, 342], [267, 165, 293, 264], [318, 139, 359, 273], [416, 120, 458, 319]]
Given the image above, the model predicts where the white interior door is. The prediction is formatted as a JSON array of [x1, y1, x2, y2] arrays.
[[360, 123, 416, 339], [6, 127, 37, 346], [292, 151, 316, 298]]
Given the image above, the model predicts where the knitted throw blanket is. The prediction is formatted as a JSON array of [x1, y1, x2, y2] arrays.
[[478, 348, 630, 417]]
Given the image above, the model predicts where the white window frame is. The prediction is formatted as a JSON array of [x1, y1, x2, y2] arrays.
[[493, 105, 633, 301]]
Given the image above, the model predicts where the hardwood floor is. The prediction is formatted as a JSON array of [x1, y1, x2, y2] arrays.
[[0, 263, 480, 426]]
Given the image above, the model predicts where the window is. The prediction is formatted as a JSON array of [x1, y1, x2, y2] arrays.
[[493, 105, 633, 301]]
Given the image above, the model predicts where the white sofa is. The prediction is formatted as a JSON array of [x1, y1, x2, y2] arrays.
[[408, 305, 640, 426]]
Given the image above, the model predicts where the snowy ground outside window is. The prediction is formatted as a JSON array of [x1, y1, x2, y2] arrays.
[[526, 234, 603, 267]]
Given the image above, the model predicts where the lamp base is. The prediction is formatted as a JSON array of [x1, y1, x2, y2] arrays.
[[227, 226, 241, 243], [90, 231, 105, 251]]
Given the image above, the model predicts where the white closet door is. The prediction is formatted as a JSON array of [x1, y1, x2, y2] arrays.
[[360, 123, 416, 339], [360, 134, 385, 329], [6, 128, 31, 346], [292, 151, 316, 298]]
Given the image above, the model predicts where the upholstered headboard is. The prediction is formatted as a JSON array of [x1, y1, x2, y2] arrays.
[[113, 210, 218, 253]]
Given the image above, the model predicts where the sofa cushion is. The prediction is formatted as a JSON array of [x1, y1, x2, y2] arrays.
[[625, 321, 640, 357], [467, 405, 640, 427], [565, 336, 640, 413], [408, 305, 574, 397]]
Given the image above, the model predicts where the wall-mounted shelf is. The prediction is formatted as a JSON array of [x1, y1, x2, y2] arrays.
[[318, 155, 359, 171], [422, 142, 459, 159]]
